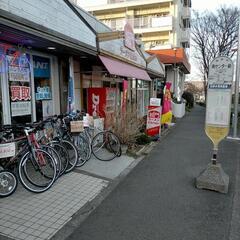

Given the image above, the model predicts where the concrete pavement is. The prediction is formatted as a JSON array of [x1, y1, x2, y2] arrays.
[[65, 106, 240, 240]]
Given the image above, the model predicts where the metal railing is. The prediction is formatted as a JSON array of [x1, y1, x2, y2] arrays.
[[103, 15, 173, 31]]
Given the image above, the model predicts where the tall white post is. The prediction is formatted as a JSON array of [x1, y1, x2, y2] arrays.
[[233, 18, 240, 138]]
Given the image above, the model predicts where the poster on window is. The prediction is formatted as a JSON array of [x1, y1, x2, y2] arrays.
[[8, 66, 30, 82], [8, 53, 32, 120], [11, 101, 31, 117]]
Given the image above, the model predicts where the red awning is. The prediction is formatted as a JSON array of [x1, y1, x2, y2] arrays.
[[99, 55, 151, 81]]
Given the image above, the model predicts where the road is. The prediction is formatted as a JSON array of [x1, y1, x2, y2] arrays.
[[66, 106, 240, 240]]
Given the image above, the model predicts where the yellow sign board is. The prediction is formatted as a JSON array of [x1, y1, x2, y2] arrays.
[[205, 125, 229, 148]]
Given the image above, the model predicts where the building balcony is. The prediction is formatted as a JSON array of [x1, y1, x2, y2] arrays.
[[103, 16, 173, 32], [84, 0, 172, 12], [182, 6, 191, 18], [133, 16, 173, 33], [181, 29, 190, 42]]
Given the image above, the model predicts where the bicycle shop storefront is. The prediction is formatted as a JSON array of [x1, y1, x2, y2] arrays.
[[0, 42, 60, 125]]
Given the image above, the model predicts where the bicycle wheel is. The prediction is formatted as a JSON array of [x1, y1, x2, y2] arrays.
[[41, 145, 62, 179], [61, 140, 78, 173], [73, 135, 91, 167], [92, 131, 121, 161], [0, 170, 18, 198], [48, 141, 69, 176], [18, 149, 57, 193]]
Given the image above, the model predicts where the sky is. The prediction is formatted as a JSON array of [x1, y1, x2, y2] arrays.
[[80, 0, 240, 10], [192, 0, 239, 12]]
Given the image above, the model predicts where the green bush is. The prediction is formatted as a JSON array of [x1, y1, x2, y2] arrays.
[[135, 134, 151, 145], [182, 91, 194, 108]]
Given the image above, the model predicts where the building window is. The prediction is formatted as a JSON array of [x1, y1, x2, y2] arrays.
[[183, 18, 191, 28]]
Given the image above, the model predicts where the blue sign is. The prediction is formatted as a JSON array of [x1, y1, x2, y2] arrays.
[[33, 56, 50, 78], [36, 86, 52, 100]]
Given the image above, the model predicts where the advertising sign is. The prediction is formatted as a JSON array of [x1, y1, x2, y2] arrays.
[[36, 86, 52, 100], [11, 101, 31, 117], [124, 22, 135, 51], [161, 82, 172, 124], [33, 56, 50, 78], [150, 98, 161, 107], [8, 66, 30, 82], [146, 106, 162, 137], [10, 86, 31, 101], [205, 56, 234, 146], [0, 143, 16, 159]]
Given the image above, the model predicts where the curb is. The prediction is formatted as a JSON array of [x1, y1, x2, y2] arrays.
[[51, 125, 178, 240], [50, 155, 145, 240]]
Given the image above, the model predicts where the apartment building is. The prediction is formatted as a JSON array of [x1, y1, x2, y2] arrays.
[[77, 0, 191, 103]]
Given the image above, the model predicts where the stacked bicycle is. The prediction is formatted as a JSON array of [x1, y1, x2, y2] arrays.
[[0, 113, 122, 197]]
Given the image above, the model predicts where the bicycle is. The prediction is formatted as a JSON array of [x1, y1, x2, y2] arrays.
[[0, 123, 57, 195]]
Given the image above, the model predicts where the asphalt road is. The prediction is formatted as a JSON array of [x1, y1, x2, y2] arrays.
[[66, 106, 240, 240]]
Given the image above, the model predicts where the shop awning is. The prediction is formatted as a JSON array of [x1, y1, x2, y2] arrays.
[[99, 55, 151, 81], [147, 48, 191, 74]]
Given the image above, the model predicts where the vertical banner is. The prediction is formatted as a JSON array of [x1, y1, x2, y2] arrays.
[[161, 82, 172, 125], [68, 57, 75, 113]]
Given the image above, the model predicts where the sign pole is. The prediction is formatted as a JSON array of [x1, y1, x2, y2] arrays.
[[196, 57, 234, 194], [232, 17, 240, 138]]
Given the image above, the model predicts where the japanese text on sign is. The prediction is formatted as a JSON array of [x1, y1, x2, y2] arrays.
[[10, 86, 31, 101]]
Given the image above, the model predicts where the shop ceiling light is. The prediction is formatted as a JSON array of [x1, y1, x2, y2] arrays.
[[47, 46, 56, 50]]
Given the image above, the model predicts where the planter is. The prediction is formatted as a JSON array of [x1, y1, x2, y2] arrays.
[[172, 102, 186, 118]]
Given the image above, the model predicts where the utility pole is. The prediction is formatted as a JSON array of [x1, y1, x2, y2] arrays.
[[232, 17, 240, 139]]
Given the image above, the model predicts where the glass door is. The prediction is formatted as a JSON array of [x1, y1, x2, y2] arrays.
[[0, 74, 2, 125], [33, 55, 52, 121]]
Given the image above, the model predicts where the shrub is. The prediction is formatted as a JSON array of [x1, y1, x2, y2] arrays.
[[135, 133, 151, 145], [182, 91, 194, 108]]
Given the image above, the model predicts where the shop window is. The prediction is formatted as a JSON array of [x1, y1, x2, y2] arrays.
[[33, 55, 52, 121], [0, 73, 2, 125], [7, 53, 32, 124]]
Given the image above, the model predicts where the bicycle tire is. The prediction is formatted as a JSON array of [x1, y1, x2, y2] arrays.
[[48, 141, 69, 176], [41, 145, 62, 179], [0, 170, 18, 197], [91, 131, 121, 161], [73, 134, 91, 167], [61, 140, 78, 173], [18, 149, 57, 193]]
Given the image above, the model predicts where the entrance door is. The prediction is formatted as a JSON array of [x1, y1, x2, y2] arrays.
[[0, 73, 2, 125], [33, 55, 53, 121]]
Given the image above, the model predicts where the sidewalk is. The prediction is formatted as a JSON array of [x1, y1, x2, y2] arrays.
[[0, 152, 137, 240], [63, 106, 240, 240]]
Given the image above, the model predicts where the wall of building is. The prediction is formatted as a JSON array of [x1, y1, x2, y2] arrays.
[[0, 0, 96, 48]]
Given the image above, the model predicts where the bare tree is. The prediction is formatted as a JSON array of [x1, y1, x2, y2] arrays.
[[191, 6, 240, 97]]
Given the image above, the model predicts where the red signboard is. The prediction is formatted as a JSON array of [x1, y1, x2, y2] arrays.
[[146, 106, 162, 137]]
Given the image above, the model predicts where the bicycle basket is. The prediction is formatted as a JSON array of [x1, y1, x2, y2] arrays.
[[70, 120, 84, 133]]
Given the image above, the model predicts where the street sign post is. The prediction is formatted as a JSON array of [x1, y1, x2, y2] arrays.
[[196, 56, 234, 193]]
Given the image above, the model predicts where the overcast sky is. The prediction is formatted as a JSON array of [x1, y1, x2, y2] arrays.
[[193, 0, 239, 11], [80, 0, 240, 10]]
